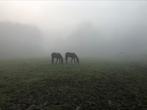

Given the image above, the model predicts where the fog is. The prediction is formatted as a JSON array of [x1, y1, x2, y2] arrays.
[[0, 1, 147, 60]]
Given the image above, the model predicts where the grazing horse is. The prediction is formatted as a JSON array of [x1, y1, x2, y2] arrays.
[[51, 52, 63, 64], [65, 52, 79, 64]]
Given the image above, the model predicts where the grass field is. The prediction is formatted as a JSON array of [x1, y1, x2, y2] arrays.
[[0, 58, 147, 110]]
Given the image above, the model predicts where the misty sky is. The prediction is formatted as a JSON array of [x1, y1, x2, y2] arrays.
[[1, 1, 146, 30], [0, 0, 147, 59]]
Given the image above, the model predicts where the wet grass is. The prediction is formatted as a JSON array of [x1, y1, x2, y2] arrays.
[[0, 59, 147, 110]]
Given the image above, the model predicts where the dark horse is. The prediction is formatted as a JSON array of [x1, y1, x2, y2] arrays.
[[65, 52, 79, 64], [51, 52, 63, 64]]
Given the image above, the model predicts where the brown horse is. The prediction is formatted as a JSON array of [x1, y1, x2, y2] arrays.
[[51, 52, 63, 64], [65, 52, 79, 64]]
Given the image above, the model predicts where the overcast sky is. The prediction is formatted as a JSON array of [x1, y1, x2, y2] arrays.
[[1, 1, 146, 30], [0, 0, 147, 59]]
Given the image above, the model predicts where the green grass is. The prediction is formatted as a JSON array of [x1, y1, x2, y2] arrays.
[[0, 59, 147, 110]]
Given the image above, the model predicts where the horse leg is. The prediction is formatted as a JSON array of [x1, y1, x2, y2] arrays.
[[61, 58, 63, 64], [77, 57, 79, 64], [58, 58, 59, 64], [72, 58, 75, 64], [71, 57, 74, 64], [72, 56, 75, 64], [55, 58, 58, 64], [60, 58, 62, 64], [66, 56, 68, 64], [74, 58, 76, 64], [57, 58, 59, 64], [58, 58, 60, 64], [52, 57, 53, 64]]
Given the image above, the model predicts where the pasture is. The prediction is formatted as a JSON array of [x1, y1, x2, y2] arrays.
[[0, 58, 147, 110]]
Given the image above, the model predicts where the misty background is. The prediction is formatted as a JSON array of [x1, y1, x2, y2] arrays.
[[0, 1, 147, 60]]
